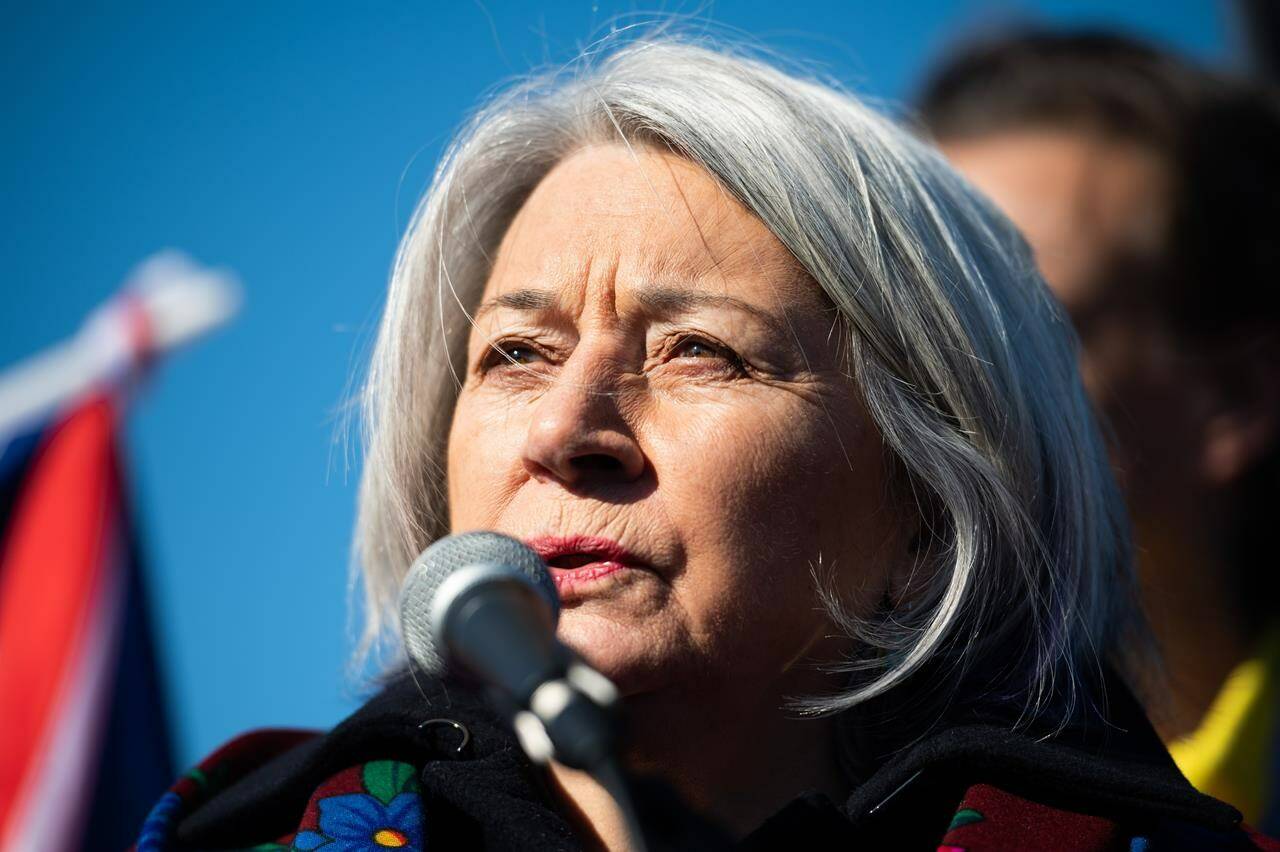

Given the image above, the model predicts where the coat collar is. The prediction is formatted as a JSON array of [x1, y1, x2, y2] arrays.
[[173, 669, 1241, 849]]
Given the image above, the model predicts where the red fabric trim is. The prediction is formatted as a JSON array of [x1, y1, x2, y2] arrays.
[[939, 783, 1127, 850], [175, 728, 320, 803], [298, 765, 364, 837]]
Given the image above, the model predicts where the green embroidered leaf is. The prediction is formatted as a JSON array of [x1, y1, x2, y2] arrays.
[[362, 760, 420, 804], [948, 807, 984, 830], [186, 767, 209, 789]]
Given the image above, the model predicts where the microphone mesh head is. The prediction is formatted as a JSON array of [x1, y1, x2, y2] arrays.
[[399, 531, 558, 674]]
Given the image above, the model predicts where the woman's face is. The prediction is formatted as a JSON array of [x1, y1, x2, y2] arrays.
[[447, 144, 903, 702]]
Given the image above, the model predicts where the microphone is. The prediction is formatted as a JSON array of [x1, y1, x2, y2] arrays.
[[399, 531, 620, 770]]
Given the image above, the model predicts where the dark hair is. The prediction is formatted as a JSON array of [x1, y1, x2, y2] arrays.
[[916, 32, 1207, 147], [915, 29, 1280, 627]]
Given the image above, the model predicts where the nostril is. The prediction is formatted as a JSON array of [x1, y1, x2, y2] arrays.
[[570, 453, 624, 472]]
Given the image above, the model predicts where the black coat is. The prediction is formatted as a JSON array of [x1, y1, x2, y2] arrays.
[[164, 671, 1271, 851]]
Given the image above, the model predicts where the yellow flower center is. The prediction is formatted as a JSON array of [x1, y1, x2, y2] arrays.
[[373, 828, 408, 847]]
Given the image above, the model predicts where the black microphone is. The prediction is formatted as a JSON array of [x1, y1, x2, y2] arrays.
[[398, 531, 620, 771]]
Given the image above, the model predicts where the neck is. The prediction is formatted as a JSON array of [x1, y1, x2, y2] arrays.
[[1135, 512, 1257, 740], [548, 680, 848, 851]]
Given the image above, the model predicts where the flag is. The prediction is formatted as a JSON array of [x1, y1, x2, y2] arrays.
[[0, 390, 174, 852], [0, 254, 237, 852]]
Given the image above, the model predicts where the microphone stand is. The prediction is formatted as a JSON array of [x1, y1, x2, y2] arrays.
[[505, 660, 650, 852]]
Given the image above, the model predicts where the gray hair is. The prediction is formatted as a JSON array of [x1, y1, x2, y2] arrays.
[[355, 35, 1140, 726]]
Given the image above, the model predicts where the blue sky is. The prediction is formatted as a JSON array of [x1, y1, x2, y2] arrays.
[[1, 1, 1228, 766]]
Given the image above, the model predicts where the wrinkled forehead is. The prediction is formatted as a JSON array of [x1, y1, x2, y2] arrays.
[[481, 143, 820, 314]]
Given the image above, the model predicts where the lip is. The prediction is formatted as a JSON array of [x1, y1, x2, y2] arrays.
[[525, 534, 647, 599]]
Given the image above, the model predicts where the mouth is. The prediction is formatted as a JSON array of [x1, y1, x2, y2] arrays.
[[525, 535, 646, 599]]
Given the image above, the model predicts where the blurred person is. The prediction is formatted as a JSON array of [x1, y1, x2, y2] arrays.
[[917, 29, 1280, 832], [134, 36, 1278, 851]]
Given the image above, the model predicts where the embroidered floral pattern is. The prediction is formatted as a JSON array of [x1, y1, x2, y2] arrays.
[[933, 806, 983, 850], [132, 730, 425, 852], [936, 784, 1138, 849], [137, 791, 184, 851], [287, 761, 424, 851], [947, 807, 983, 831], [292, 791, 423, 850]]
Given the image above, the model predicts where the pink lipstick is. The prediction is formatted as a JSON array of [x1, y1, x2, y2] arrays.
[[525, 535, 644, 599]]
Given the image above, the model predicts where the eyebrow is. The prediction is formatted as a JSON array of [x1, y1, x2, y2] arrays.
[[636, 286, 781, 327], [474, 289, 557, 319], [473, 285, 782, 330]]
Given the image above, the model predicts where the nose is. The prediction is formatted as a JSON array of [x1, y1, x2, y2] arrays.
[[521, 357, 647, 489]]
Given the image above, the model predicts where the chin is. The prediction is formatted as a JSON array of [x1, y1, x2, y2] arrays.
[[556, 609, 686, 698]]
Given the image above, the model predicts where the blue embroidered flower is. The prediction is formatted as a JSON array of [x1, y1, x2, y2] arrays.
[[291, 791, 423, 850], [137, 791, 184, 852]]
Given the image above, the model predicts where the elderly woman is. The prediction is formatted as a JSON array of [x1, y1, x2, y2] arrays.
[[135, 38, 1271, 851]]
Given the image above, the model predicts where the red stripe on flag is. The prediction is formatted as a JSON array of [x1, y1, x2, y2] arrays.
[[0, 396, 122, 842]]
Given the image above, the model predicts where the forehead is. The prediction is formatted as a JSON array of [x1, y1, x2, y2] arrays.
[[483, 143, 814, 308]]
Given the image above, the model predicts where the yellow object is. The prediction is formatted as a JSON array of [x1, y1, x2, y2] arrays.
[[1169, 624, 1280, 826], [373, 828, 409, 847]]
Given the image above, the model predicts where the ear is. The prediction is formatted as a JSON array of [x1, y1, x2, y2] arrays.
[[1199, 338, 1280, 487]]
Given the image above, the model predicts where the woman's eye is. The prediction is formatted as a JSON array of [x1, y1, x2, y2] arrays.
[[503, 345, 541, 364], [668, 337, 743, 370], [482, 341, 545, 370], [673, 339, 721, 359]]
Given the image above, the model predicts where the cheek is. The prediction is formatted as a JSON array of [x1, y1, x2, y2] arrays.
[[651, 390, 891, 624], [446, 393, 527, 530], [676, 417, 817, 549]]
